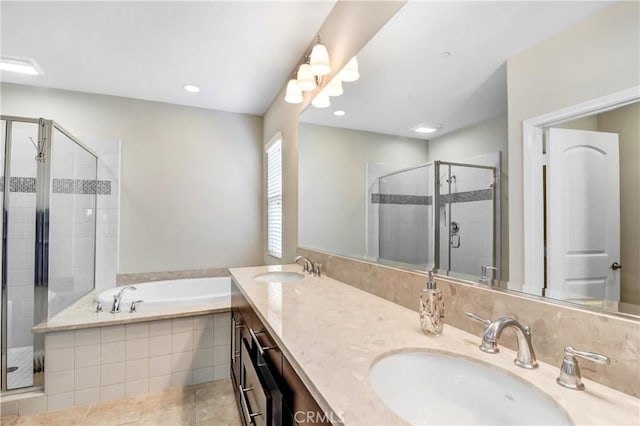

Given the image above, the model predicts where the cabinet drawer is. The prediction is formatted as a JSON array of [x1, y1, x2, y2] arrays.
[[250, 325, 283, 378]]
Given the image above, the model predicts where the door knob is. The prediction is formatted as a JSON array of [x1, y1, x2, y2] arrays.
[[611, 262, 622, 270]]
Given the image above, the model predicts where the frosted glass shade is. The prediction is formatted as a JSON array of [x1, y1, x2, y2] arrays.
[[297, 63, 316, 91], [340, 56, 359, 82], [311, 91, 330, 108], [310, 43, 331, 76], [284, 79, 303, 104], [325, 77, 343, 97]]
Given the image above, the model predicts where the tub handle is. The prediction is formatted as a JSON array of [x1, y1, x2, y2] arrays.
[[129, 300, 144, 313]]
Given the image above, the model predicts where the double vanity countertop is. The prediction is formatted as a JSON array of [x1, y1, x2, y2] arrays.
[[230, 264, 640, 426]]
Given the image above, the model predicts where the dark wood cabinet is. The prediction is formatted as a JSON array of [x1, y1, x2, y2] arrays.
[[231, 278, 329, 426]]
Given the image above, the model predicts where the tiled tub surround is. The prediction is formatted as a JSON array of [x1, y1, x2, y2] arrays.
[[298, 247, 640, 398], [1, 313, 231, 417], [230, 265, 640, 425], [116, 267, 230, 286]]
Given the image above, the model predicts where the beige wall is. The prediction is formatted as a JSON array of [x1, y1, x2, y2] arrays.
[[262, 1, 406, 264], [427, 114, 509, 276], [507, 2, 640, 284], [1, 83, 263, 273], [597, 102, 640, 306], [298, 123, 428, 258]]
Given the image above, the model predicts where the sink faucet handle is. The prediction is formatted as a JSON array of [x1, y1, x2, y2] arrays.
[[557, 346, 610, 390], [465, 311, 491, 326], [564, 346, 610, 365]]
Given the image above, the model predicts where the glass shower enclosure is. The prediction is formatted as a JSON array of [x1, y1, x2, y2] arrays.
[[377, 160, 500, 278], [0, 116, 97, 392]]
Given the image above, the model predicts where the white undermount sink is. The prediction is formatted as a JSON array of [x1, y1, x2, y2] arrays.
[[252, 271, 305, 283], [370, 350, 571, 425]]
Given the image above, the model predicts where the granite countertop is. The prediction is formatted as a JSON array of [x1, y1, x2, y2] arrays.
[[229, 264, 640, 426], [32, 289, 230, 333]]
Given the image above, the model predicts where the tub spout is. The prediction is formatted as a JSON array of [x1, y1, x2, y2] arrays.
[[111, 286, 136, 313]]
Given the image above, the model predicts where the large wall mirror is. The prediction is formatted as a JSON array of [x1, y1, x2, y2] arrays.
[[298, 1, 639, 318]]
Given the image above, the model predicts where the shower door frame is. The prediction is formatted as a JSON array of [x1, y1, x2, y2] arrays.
[[433, 161, 500, 276], [0, 115, 98, 393]]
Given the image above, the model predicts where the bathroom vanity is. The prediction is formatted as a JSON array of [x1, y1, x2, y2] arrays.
[[230, 275, 329, 426], [229, 264, 640, 425]]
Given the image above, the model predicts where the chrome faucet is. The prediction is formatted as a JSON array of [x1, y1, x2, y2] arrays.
[[293, 255, 313, 273], [111, 286, 136, 313], [480, 265, 499, 283], [294, 255, 321, 276], [557, 346, 610, 390], [466, 312, 538, 369]]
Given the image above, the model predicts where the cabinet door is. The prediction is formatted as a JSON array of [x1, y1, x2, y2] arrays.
[[231, 308, 244, 388], [282, 358, 331, 426]]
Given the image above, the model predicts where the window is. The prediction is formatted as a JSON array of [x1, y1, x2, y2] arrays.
[[266, 136, 282, 259]]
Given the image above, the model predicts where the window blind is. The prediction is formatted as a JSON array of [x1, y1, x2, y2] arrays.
[[266, 139, 282, 259]]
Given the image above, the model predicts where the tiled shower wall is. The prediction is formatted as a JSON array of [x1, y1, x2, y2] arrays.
[[0, 313, 231, 416], [80, 135, 121, 292], [366, 162, 433, 266]]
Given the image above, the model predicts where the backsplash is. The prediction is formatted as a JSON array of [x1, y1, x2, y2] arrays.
[[298, 247, 640, 397]]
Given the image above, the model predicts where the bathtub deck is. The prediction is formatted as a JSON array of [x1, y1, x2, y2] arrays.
[[32, 290, 230, 334]]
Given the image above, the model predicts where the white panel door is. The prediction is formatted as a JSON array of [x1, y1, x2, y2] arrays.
[[546, 128, 620, 303]]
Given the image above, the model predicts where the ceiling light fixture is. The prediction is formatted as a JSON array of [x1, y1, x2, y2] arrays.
[[183, 84, 200, 93], [284, 35, 361, 108], [413, 124, 442, 134], [333, 110, 346, 117], [325, 77, 343, 97], [0, 56, 42, 76], [284, 78, 303, 104], [311, 90, 331, 109], [338, 57, 359, 82]]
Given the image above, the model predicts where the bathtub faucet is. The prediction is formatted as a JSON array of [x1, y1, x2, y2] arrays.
[[111, 286, 137, 313]]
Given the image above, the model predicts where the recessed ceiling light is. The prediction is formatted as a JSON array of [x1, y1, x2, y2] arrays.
[[413, 124, 442, 134], [333, 110, 346, 117], [183, 84, 200, 93], [0, 56, 42, 76]]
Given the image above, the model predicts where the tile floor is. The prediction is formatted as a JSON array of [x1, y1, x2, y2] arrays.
[[0, 379, 240, 426]]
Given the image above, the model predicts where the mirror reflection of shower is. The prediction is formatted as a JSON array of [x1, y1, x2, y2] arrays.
[[367, 152, 501, 278]]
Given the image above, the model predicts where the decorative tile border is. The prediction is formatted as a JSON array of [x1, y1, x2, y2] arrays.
[[0, 177, 111, 195], [371, 193, 431, 205], [443, 188, 493, 204], [8, 177, 37, 193], [372, 189, 493, 205]]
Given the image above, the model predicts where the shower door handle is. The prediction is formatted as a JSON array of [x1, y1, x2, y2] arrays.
[[611, 262, 622, 270]]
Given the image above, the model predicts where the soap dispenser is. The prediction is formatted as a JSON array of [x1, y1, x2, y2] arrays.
[[419, 270, 444, 335]]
